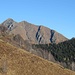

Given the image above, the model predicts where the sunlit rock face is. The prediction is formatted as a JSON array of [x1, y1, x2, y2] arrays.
[[1, 18, 67, 44]]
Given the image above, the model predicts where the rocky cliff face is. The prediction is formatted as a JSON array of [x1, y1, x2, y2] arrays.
[[1, 18, 68, 44]]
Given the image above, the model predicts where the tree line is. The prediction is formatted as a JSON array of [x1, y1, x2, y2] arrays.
[[33, 38, 75, 63]]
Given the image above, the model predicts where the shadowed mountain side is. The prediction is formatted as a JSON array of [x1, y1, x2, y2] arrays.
[[0, 39, 75, 75]]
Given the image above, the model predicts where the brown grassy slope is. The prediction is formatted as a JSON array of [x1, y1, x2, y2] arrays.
[[0, 39, 75, 75]]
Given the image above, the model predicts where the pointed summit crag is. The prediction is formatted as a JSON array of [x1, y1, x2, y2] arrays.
[[2, 18, 17, 31]]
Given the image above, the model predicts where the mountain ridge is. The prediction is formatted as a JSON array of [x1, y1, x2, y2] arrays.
[[0, 18, 68, 44]]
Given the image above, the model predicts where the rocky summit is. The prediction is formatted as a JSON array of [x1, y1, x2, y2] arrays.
[[1, 18, 67, 44]]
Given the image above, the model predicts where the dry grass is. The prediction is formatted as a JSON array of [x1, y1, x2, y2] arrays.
[[0, 39, 75, 75]]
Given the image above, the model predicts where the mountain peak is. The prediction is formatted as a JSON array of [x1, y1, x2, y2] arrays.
[[0, 18, 68, 44], [1, 18, 17, 30], [4, 18, 15, 23], [6, 18, 14, 21], [2, 18, 16, 26]]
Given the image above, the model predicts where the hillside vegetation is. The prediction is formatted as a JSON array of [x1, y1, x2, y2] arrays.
[[0, 39, 75, 75], [33, 38, 75, 69]]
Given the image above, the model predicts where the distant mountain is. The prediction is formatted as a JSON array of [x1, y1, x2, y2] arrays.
[[1, 18, 68, 44], [0, 39, 75, 75]]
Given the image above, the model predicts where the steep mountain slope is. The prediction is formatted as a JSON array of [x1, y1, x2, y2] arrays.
[[0, 26, 75, 71], [1, 18, 68, 44], [33, 38, 75, 71], [0, 39, 75, 75]]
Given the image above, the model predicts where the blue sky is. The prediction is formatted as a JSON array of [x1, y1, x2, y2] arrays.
[[0, 0, 75, 39]]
